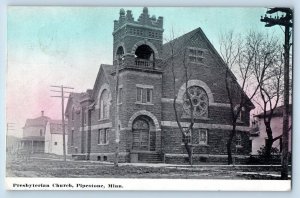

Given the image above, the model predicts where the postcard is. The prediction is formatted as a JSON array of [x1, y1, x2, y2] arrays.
[[6, 6, 292, 191]]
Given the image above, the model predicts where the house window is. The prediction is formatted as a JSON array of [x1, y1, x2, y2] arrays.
[[99, 89, 110, 120], [236, 132, 242, 146], [183, 86, 208, 118], [136, 85, 153, 104], [98, 129, 109, 145], [188, 47, 204, 64], [54, 142, 58, 146], [40, 129, 43, 136], [71, 130, 74, 146]]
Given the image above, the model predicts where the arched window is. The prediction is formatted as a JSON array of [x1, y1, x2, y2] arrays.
[[99, 89, 110, 119], [135, 44, 154, 60], [183, 86, 209, 118], [116, 46, 124, 59]]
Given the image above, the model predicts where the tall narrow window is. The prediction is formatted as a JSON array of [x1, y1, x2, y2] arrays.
[[136, 87, 142, 102], [199, 129, 208, 144], [98, 129, 109, 145], [40, 129, 43, 136], [236, 132, 242, 146], [83, 110, 87, 125], [182, 128, 191, 144], [146, 88, 153, 103], [235, 106, 245, 122], [99, 89, 110, 120], [71, 130, 74, 146]]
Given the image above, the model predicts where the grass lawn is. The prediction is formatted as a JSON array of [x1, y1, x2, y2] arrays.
[[6, 154, 291, 180]]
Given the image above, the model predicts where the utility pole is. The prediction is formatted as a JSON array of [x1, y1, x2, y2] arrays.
[[7, 122, 16, 133], [261, 7, 293, 179], [114, 55, 122, 167], [51, 85, 74, 162]]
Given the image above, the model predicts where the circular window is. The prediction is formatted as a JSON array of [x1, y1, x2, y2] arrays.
[[183, 86, 208, 118]]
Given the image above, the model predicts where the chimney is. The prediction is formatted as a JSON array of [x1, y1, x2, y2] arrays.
[[41, 111, 44, 117]]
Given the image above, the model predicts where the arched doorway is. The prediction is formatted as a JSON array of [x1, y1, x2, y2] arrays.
[[132, 116, 156, 151]]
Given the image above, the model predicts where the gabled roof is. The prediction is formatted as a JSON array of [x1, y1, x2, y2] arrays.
[[162, 27, 255, 109], [48, 119, 67, 135], [255, 104, 292, 118], [23, 116, 49, 128], [65, 92, 84, 116], [91, 64, 116, 100], [162, 27, 201, 59]]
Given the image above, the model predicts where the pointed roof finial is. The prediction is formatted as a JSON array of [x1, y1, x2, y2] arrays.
[[143, 7, 148, 14], [120, 8, 125, 16]]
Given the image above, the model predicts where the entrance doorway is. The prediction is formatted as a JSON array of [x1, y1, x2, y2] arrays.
[[132, 118, 150, 151]]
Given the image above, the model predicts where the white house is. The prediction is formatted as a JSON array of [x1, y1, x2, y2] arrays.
[[45, 120, 68, 155], [251, 104, 292, 154]]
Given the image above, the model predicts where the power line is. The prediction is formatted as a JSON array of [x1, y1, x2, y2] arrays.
[[50, 85, 74, 162], [261, 7, 293, 180]]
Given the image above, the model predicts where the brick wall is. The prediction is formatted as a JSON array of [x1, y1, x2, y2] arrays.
[[162, 127, 251, 155]]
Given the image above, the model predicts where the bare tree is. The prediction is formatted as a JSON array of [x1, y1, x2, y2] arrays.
[[251, 32, 284, 162], [219, 31, 260, 164], [165, 29, 195, 165]]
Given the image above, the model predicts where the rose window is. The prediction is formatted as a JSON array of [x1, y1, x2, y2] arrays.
[[183, 86, 208, 118]]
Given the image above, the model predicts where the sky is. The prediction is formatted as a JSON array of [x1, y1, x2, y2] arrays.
[[6, 7, 284, 137]]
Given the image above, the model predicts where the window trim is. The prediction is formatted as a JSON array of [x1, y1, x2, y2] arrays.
[[198, 129, 208, 145], [236, 132, 242, 147], [136, 84, 154, 105], [98, 128, 109, 145], [181, 128, 208, 146], [99, 89, 110, 121], [188, 47, 205, 64], [71, 129, 74, 146]]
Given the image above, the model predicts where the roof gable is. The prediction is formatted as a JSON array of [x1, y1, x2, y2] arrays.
[[162, 27, 254, 109], [91, 64, 115, 100], [24, 116, 49, 128]]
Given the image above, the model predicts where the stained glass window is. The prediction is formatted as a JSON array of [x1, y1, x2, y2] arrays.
[[183, 86, 208, 118]]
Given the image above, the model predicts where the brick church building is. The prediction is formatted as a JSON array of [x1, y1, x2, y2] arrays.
[[65, 7, 253, 163]]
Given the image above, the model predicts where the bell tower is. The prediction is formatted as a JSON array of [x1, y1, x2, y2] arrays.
[[112, 7, 164, 71], [112, 8, 164, 156]]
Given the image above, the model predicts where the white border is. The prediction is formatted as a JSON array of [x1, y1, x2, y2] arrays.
[[6, 177, 291, 191], [1, 0, 299, 197]]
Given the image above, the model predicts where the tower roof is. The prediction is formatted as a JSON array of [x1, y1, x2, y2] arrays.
[[113, 7, 163, 32]]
